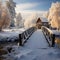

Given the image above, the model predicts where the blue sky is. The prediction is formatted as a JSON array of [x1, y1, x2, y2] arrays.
[[13, 0, 60, 19], [14, 0, 60, 11]]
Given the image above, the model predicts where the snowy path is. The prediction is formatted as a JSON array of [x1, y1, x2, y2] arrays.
[[24, 29, 48, 49], [4, 30, 60, 60]]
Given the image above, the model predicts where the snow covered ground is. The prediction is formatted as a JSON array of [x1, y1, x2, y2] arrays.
[[1, 29, 60, 60], [0, 28, 25, 42]]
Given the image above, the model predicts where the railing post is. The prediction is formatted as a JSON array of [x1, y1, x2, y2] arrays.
[[51, 34, 55, 47], [19, 34, 22, 46]]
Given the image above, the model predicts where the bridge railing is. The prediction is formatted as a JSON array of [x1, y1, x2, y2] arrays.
[[41, 26, 55, 47], [19, 27, 36, 46]]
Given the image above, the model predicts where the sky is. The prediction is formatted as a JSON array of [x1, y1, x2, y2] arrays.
[[14, 0, 60, 19]]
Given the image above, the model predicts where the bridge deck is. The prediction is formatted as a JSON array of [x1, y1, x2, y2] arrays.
[[24, 29, 48, 49]]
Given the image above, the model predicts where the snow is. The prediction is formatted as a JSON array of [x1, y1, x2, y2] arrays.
[[0, 28, 25, 42], [1, 29, 60, 60], [52, 30, 60, 36], [3, 28, 25, 32], [24, 30, 48, 49], [40, 17, 48, 22]]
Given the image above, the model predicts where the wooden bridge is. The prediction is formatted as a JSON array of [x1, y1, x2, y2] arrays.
[[0, 26, 60, 60], [18, 26, 57, 47]]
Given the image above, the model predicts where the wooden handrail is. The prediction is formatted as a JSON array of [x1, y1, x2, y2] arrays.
[[19, 27, 36, 46], [41, 26, 55, 47]]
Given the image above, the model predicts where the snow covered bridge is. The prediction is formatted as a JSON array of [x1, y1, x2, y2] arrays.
[[0, 28, 60, 60], [24, 29, 48, 49], [18, 26, 55, 47]]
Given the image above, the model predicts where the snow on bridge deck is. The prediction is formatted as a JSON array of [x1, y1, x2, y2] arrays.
[[24, 29, 48, 49]]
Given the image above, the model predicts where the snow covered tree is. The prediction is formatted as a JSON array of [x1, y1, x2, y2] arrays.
[[5, 0, 16, 27], [24, 13, 38, 28], [16, 13, 23, 28], [0, 3, 11, 31], [47, 2, 60, 30]]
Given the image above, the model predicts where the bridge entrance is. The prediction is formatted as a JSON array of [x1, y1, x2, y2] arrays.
[[24, 29, 48, 49]]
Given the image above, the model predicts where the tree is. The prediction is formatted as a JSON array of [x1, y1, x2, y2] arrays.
[[24, 13, 38, 28], [16, 13, 23, 28], [0, 4, 11, 31], [5, 0, 16, 27], [47, 2, 60, 29]]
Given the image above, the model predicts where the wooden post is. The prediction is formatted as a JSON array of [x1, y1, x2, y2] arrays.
[[51, 34, 55, 47], [19, 34, 22, 46]]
